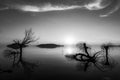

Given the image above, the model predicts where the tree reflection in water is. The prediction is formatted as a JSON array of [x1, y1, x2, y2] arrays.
[[3, 48, 38, 77], [65, 43, 116, 72], [1, 29, 38, 77]]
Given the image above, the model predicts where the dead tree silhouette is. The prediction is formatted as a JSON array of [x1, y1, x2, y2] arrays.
[[76, 43, 91, 56], [65, 43, 116, 72], [7, 29, 38, 61], [3, 29, 38, 77], [75, 43, 98, 62], [101, 44, 111, 65]]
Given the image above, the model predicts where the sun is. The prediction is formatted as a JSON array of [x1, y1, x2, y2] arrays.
[[63, 36, 77, 55], [64, 36, 75, 45]]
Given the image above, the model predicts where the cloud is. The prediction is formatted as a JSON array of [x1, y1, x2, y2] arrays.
[[0, 7, 8, 10], [0, 0, 108, 12], [100, 5, 120, 17], [84, 0, 109, 10], [0, 0, 119, 17], [13, 3, 82, 12], [0, 3, 9, 10], [100, 0, 120, 17]]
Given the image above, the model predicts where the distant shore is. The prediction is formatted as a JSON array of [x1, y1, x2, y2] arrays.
[[36, 43, 64, 48]]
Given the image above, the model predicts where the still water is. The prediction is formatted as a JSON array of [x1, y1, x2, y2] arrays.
[[0, 45, 120, 80]]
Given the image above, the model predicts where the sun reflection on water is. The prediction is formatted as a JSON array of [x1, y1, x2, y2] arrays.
[[65, 47, 74, 54], [63, 46, 78, 55]]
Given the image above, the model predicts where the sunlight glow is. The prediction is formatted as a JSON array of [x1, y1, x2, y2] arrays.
[[65, 47, 74, 55], [64, 36, 75, 45]]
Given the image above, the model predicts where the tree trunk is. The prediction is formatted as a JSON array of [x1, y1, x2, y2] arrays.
[[83, 43, 89, 56], [12, 54, 15, 67], [19, 46, 23, 61], [105, 48, 109, 65]]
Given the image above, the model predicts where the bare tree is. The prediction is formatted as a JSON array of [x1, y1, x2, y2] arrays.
[[9, 29, 38, 61], [76, 43, 91, 56], [13, 29, 37, 46], [101, 43, 111, 65], [65, 42, 116, 72]]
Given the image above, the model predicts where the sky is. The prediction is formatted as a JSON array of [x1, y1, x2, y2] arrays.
[[0, 0, 120, 44]]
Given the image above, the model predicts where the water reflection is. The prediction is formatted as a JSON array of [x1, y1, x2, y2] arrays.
[[64, 47, 76, 55], [65, 43, 117, 72], [0, 68, 12, 74], [3, 48, 38, 77], [1, 29, 39, 77], [0, 42, 120, 80]]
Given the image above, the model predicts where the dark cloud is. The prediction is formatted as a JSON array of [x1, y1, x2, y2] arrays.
[[0, 3, 8, 10], [0, 0, 84, 6], [100, 0, 120, 17], [0, 0, 119, 17]]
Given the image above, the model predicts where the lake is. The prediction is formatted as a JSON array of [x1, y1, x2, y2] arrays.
[[0, 45, 120, 80]]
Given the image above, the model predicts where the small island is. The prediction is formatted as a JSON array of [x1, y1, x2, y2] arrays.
[[36, 43, 64, 48]]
